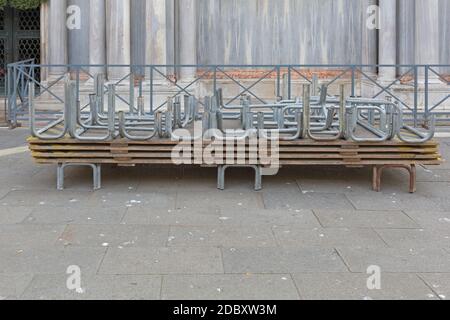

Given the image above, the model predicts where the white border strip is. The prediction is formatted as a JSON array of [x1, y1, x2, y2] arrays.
[[0, 146, 29, 157]]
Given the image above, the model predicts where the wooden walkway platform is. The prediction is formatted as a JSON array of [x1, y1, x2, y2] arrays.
[[27, 136, 442, 192]]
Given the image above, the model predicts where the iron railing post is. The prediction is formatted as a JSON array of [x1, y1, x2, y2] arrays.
[[276, 66, 281, 98], [351, 66, 356, 97], [288, 66, 292, 100], [425, 65, 429, 120], [150, 66, 154, 114], [413, 65, 418, 127]]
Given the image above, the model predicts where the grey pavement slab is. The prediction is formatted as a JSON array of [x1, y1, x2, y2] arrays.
[[99, 247, 224, 275], [345, 192, 450, 211], [418, 273, 450, 300], [0, 207, 33, 224], [88, 191, 176, 209], [337, 247, 450, 272], [0, 224, 66, 249], [273, 227, 387, 248], [58, 224, 169, 248], [417, 168, 450, 182], [295, 170, 372, 194], [217, 208, 321, 228], [292, 273, 438, 300], [375, 228, 450, 249], [122, 207, 222, 226], [222, 247, 348, 273], [0, 247, 106, 274], [314, 210, 420, 229], [404, 210, 450, 230], [161, 274, 300, 300], [20, 274, 162, 300], [0, 190, 93, 208], [0, 274, 34, 300], [24, 207, 126, 225], [176, 191, 264, 211], [0, 128, 29, 149], [168, 226, 277, 247], [262, 191, 354, 210]]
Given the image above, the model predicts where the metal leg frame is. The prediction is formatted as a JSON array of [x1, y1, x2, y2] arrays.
[[372, 164, 416, 193], [57, 163, 102, 191], [217, 165, 262, 191]]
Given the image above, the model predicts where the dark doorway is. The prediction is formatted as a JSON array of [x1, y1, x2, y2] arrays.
[[0, 6, 40, 95]]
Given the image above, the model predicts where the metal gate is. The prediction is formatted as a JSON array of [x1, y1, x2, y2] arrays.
[[0, 6, 40, 95]]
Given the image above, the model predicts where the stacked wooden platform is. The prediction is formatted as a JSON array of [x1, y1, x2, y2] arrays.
[[28, 136, 442, 166]]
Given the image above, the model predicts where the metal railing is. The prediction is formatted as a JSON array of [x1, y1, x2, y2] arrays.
[[6, 62, 450, 128]]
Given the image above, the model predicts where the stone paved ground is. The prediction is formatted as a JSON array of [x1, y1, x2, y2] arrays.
[[0, 128, 449, 300]]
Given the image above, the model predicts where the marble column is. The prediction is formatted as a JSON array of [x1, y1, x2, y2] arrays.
[[106, 0, 131, 80], [89, 0, 106, 75], [178, 0, 197, 80], [48, 0, 68, 76], [415, 0, 440, 65], [397, 0, 415, 75], [40, 2, 49, 81], [378, 0, 397, 81], [145, 0, 168, 78], [131, 0, 146, 77], [68, 0, 89, 71]]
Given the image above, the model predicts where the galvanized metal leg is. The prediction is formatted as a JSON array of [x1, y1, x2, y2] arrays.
[[57, 163, 102, 191], [217, 165, 262, 191]]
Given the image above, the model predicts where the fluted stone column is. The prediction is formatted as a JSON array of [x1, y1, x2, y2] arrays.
[[40, 2, 49, 81], [106, 0, 131, 80], [68, 0, 89, 71], [378, 0, 397, 81], [415, 0, 440, 82], [179, 0, 197, 80], [415, 0, 440, 65], [48, 0, 68, 76], [397, 0, 415, 75], [89, 0, 106, 75], [131, 0, 146, 77]]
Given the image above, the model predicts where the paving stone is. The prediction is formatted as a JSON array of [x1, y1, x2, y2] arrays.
[[337, 247, 450, 272], [0, 190, 93, 208], [24, 207, 126, 225], [222, 247, 348, 273], [0, 207, 33, 224], [176, 191, 263, 211], [417, 168, 450, 182], [0, 247, 106, 274], [262, 191, 354, 210], [296, 172, 372, 194], [161, 274, 300, 300], [168, 226, 277, 247], [345, 192, 449, 211], [88, 191, 176, 209], [375, 228, 450, 249], [412, 182, 450, 198], [0, 188, 10, 200], [99, 247, 223, 274], [218, 208, 321, 228], [404, 210, 450, 231], [314, 210, 420, 229], [0, 224, 66, 249], [273, 227, 387, 248], [20, 274, 161, 300], [418, 273, 450, 300], [0, 274, 34, 299], [122, 207, 221, 226], [292, 273, 438, 300], [58, 224, 169, 248]]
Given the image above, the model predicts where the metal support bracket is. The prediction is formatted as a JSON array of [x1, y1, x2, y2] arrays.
[[57, 163, 102, 191], [217, 165, 262, 191], [372, 164, 416, 193]]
